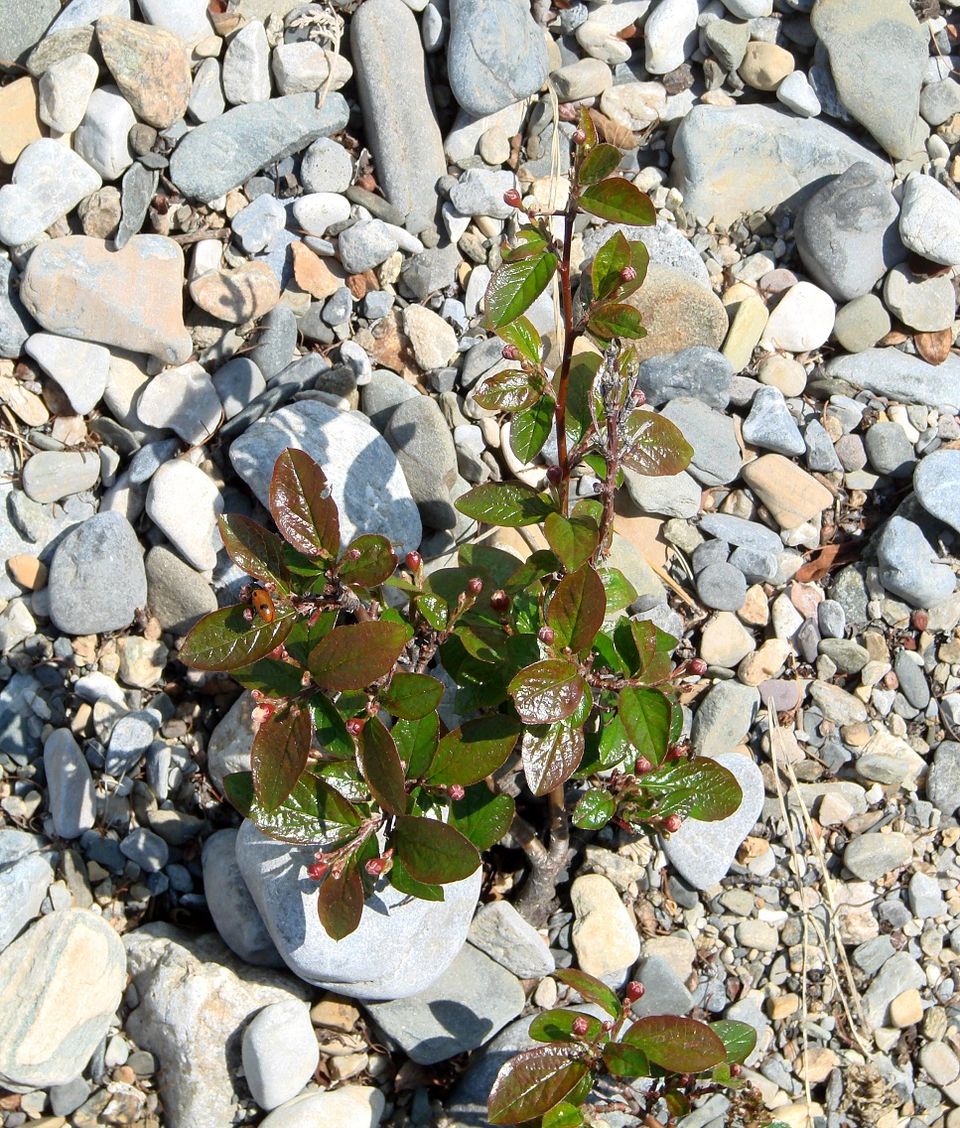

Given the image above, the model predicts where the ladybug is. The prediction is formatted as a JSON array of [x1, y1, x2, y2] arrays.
[[251, 587, 276, 623]]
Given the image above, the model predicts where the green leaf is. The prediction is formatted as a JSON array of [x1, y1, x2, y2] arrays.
[[308, 692, 354, 761], [623, 1016, 726, 1074], [415, 592, 448, 631], [251, 701, 312, 810], [392, 815, 480, 884], [529, 1010, 603, 1044], [500, 225, 549, 263], [591, 231, 631, 300], [642, 757, 743, 822], [381, 673, 444, 720], [520, 719, 585, 795], [496, 315, 543, 366], [389, 855, 444, 901], [269, 447, 340, 559], [337, 534, 398, 588], [180, 605, 294, 672], [572, 788, 615, 830], [617, 241, 650, 298], [597, 567, 637, 614], [224, 769, 362, 845], [455, 481, 556, 528], [588, 302, 647, 343], [544, 513, 599, 574], [450, 785, 515, 850], [598, 712, 632, 768], [393, 712, 440, 779], [579, 143, 621, 186], [601, 1043, 650, 1079], [487, 1046, 590, 1125], [485, 251, 558, 329], [218, 514, 291, 590], [232, 658, 306, 698], [618, 686, 672, 765], [473, 368, 545, 414], [509, 659, 586, 725], [564, 352, 601, 446], [356, 717, 407, 816], [510, 395, 555, 465], [547, 565, 606, 653], [578, 178, 655, 226], [554, 969, 622, 1019], [426, 715, 521, 787], [308, 621, 410, 692], [317, 857, 364, 940], [622, 410, 694, 477], [459, 543, 530, 588], [710, 1020, 757, 1065], [284, 611, 337, 667], [542, 1103, 584, 1128]]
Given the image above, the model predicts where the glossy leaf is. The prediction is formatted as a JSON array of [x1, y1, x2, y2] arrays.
[[218, 514, 291, 589], [555, 968, 622, 1019], [269, 448, 340, 559], [426, 716, 521, 787], [232, 658, 305, 698], [485, 251, 558, 329], [308, 692, 354, 761], [520, 719, 585, 796], [578, 178, 655, 226], [710, 1020, 757, 1065], [308, 621, 410, 692], [572, 788, 615, 830], [510, 395, 555, 464], [381, 673, 444, 720], [456, 482, 556, 527], [337, 534, 398, 588], [579, 142, 621, 186], [390, 855, 444, 901], [317, 858, 364, 940], [597, 567, 637, 614], [284, 611, 337, 667], [487, 1045, 590, 1125], [643, 757, 742, 822], [619, 686, 672, 765], [544, 513, 599, 574], [500, 226, 549, 263], [577, 105, 598, 147], [180, 605, 294, 671], [415, 592, 448, 631], [624, 1016, 726, 1074], [393, 815, 480, 884], [542, 1103, 584, 1128], [356, 717, 407, 816], [598, 713, 631, 768], [588, 302, 647, 343], [224, 770, 362, 845], [251, 702, 312, 810], [564, 352, 602, 446], [509, 660, 585, 725], [621, 410, 694, 477], [393, 712, 440, 778], [473, 368, 545, 413], [529, 1009, 603, 1044], [617, 240, 651, 299], [450, 785, 515, 850], [497, 315, 543, 366], [601, 1043, 650, 1079], [591, 230, 631, 300], [547, 565, 606, 654]]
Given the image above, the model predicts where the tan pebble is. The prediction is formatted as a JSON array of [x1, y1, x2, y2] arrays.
[[113, 1064, 137, 1084], [291, 240, 347, 300], [840, 722, 871, 747], [721, 292, 768, 374], [738, 637, 789, 686], [738, 584, 770, 627], [0, 76, 44, 165], [310, 997, 361, 1033], [97, 17, 192, 129], [789, 580, 823, 619], [768, 992, 800, 1020], [327, 1051, 368, 1080], [758, 354, 807, 397], [741, 454, 834, 530], [796, 1046, 838, 1084], [739, 42, 795, 91], [188, 261, 280, 324], [7, 554, 47, 591], [890, 988, 923, 1028], [0, 374, 49, 427]]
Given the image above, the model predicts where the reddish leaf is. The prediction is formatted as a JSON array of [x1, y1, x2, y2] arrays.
[[578, 178, 655, 226], [487, 1045, 590, 1125], [473, 368, 546, 413], [381, 672, 444, 720], [509, 660, 586, 725], [308, 621, 409, 691], [317, 858, 364, 940], [520, 719, 585, 795], [218, 514, 291, 589], [579, 143, 621, 186], [591, 231, 631, 300], [588, 302, 647, 343], [554, 968, 622, 1018], [180, 605, 294, 671], [337, 534, 398, 588], [485, 251, 558, 329], [269, 448, 340, 558], [618, 686, 672, 764], [544, 513, 599, 574], [356, 717, 407, 816], [251, 701, 312, 810], [392, 815, 480, 884], [915, 328, 953, 365], [425, 715, 521, 787], [623, 1016, 726, 1073], [621, 410, 693, 477], [496, 315, 543, 366], [547, 565, 607, 653]]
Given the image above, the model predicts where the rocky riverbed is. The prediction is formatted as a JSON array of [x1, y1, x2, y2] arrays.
[[1, 0, 960, 1126]]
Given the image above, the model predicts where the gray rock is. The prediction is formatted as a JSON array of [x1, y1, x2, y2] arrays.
[[124, 923, 308, 1128], [883, 263, 956, 333], [206, 691, 255, 793], [581, 221, 711, 287], [0, 829, 54, 954], [661, 398, 741, 486], [863, 422, 914, 478], [742, 386, 805, 457], [0, 137, 102, 248], [928, 741, 960, 814], [811, 0, 927, 160], [188, 57, 225, 123], [449, 167, 517, 220], [0, 0, 59, 63], [704, 18, 750, 71], [401, 243, 462, 301], [899, 171, 960, 267], [351, 0, 447, 226], [894, 650, 929, 709], [844, 831, 912, 881], [698, 513, 782, 554], [213, 356, 266, 419], [908, 872, 945, 919], [106, 711, 156, 776], [728, 546, 777, 584], [363, 942, 525, 1064], [662, 753, 764, 890], [337, 219, 399, 273], [915, 448, 960, 534], [361, 368, 420, 430], [300, 137, 353, 194], [145, 460, 223, 572], [825, 350, 960, 411], [637, 347, 732, 409], [920, 77, 960, 127], [47, 512, 147, 635], [137, 361, 223, 445], [803, 419, 843, 472], [222, 18, 271, 105], [251, 304, 298, 380], [236, 821, 482, 999], [671, 103, 892, 225], [818, 638, 869, 673], [876, 515, 956, 608], [383, 395, 459, 529], [232, 194, 287, 255], [169, 92, 349, 203], [202, 830, 283, 968], [629, 955, 693, 1017], [25, 332, 109, 415], [145, 546, 217, 634], [623, 468, 701, 518], [794, 162, 902, 301], [0, 258, 34, 358], [241, 998, 319, 1111], [0, 909, 126, 1088], [120, 827, 169, 872], [49, 0, 129, 32], [230, 399, 422, 556], [116, 161, 159, 250], [73, 84, 136, 182], [49, 1077, 92, 1118], [692, 682, 759, 758], [467, 901, 555, 979], [21, 451, 100, 504], [817, 599, 846, 639], [447, 0, 548, 116], [43, 730, 95, 840], [860, 951, 925, 1030], [696, 561, 746, 611], [832, 294, 891, 353], [809, 680, 867, 725]]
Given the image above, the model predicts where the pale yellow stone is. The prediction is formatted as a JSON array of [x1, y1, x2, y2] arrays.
[[0, 373, 49, 426], [700, 611, 755, 668], [570, 874, 641, 979], [890, 988, 923, 1028], [741, 454, 834, 530], [758, 354, 806, 397], [768, 992, 800, 1020], [796, 1046, 838, 1084], [738, 637, 789, 685], [0, 76, 44, 166], [738, 584, 770, 627], [722, 292, 768, 373], [739, 42, 795, 91], [310, 997, 362, 1033], [401, 304, 458, 371]]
